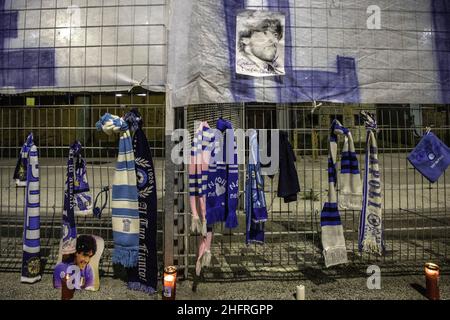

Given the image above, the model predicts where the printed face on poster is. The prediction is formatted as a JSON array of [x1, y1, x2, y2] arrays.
[[53, 235, 104, 292], [236, 10, 285, 77]]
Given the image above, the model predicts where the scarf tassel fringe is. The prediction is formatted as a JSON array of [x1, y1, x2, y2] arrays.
[[127, 282, 156, 294], [112, 247, 139, 268]]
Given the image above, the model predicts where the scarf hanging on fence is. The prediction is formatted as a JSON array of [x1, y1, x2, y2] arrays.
[[96, 113, 139, 268], [61, 141, 81, 255], [189, 121, 215, 276], [407, 131, 450, 183], [15, 133, 42, 283], [14, 139, 29, 187], [73, 145, 93, 217], [206, 118, 239, 229], [189, 121, 213, 236], [321, 120, 362, 268], [124, 110, 158, 294], [245, 129, 268, 245], [359, 112, 385, 255]]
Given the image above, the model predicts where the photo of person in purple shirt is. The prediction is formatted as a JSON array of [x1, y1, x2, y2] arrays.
[[53, 235, 97, 290]]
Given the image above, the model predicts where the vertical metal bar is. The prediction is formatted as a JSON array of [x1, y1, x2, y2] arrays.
[[405, 107, 410, 262]]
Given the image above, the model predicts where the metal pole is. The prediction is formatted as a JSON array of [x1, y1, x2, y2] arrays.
[[163, 0, 175, 268]]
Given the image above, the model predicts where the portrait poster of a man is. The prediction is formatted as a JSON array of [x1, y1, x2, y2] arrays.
[[236, 10, 286, 77]]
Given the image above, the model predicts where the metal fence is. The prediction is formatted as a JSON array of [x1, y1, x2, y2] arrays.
[[1, 99, 449, 280], [172, 104, 450, 280], [0, 93, 165, 276]]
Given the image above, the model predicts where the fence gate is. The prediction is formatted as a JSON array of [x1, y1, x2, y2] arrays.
[[0, 93, 166, 276], [172, 104, 450, 280]]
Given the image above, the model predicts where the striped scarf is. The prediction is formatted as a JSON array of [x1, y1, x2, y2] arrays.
[[73, 143, 93, 217], [15, 133, 42, 283], [124, 110, 158, 294], [61, 141, 80, 255], [359, 112, 385, 255], [96, 113, 139, 268], [321, 120, 361, 268], [189, 122, 214, 236], [189, 121, 215, 276], [245, 129, 268, 244]]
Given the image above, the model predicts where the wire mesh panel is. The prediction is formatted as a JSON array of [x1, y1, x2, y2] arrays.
[[0, 93, 165, 276], [174, 103, 450, 279]]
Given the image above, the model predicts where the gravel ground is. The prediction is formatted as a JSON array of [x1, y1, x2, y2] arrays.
[[0, 271, 447, 300]]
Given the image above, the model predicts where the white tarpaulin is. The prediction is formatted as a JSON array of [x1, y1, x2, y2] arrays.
[[168, 0, 450, 107], [0, 0, 166, 93], [2, 0, 450, 105]]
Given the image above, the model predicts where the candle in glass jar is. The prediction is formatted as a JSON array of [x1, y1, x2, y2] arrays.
[[424, 263, 440, 300], [162, 266, 177, 300]]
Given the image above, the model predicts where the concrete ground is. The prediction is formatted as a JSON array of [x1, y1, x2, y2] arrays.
[[0, 270, 447, 300]]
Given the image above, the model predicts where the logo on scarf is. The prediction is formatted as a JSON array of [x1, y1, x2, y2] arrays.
[[367, 213, 381, 227], [27, 257, 41, 277], [123, 219, 131, 232], [62, 222, 70, 240], [215, 183, 226, 196], [208, 177, 227, 197], [427, 152, 436, 161], [136, 168, 148, 188]]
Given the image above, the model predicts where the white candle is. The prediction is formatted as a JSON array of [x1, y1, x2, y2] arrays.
[[296, 285, 305, 300]]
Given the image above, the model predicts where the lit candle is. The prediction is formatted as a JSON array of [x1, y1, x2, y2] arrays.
[[424, 263, 440, 300], [296, 285, 305, 300], [162, 266, 177, 300]]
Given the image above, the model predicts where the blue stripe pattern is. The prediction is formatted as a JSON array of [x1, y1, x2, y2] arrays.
[[97, 114, 139, 267], [20, 133, 42, 282], [340, 151, 360, 174], [320, 202, 342, 226]]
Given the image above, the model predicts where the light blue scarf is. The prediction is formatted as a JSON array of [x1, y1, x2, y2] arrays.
[[96, 113, 139, 267], [245, 130, 268, 244]]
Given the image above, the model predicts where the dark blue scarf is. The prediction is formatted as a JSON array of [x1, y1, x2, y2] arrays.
[[125, 110, 158, 294], [15, 133, 42, 283], [61, 141, 80, 255]]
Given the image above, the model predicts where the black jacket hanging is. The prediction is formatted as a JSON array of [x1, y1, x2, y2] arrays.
[[277, 130, 300, 203]]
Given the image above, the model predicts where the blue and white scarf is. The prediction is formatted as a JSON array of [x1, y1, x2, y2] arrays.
[[14, 133, 42, 283], [73, 144, 93, 217], [61, 141, 79, 255], [245, 130, 268, 245], [206, 118, 239, 229], [96, 113, 139, 268], [321, 120, 361, 268], [124, 110, 158, 294], [359, 112, 385, 255]]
